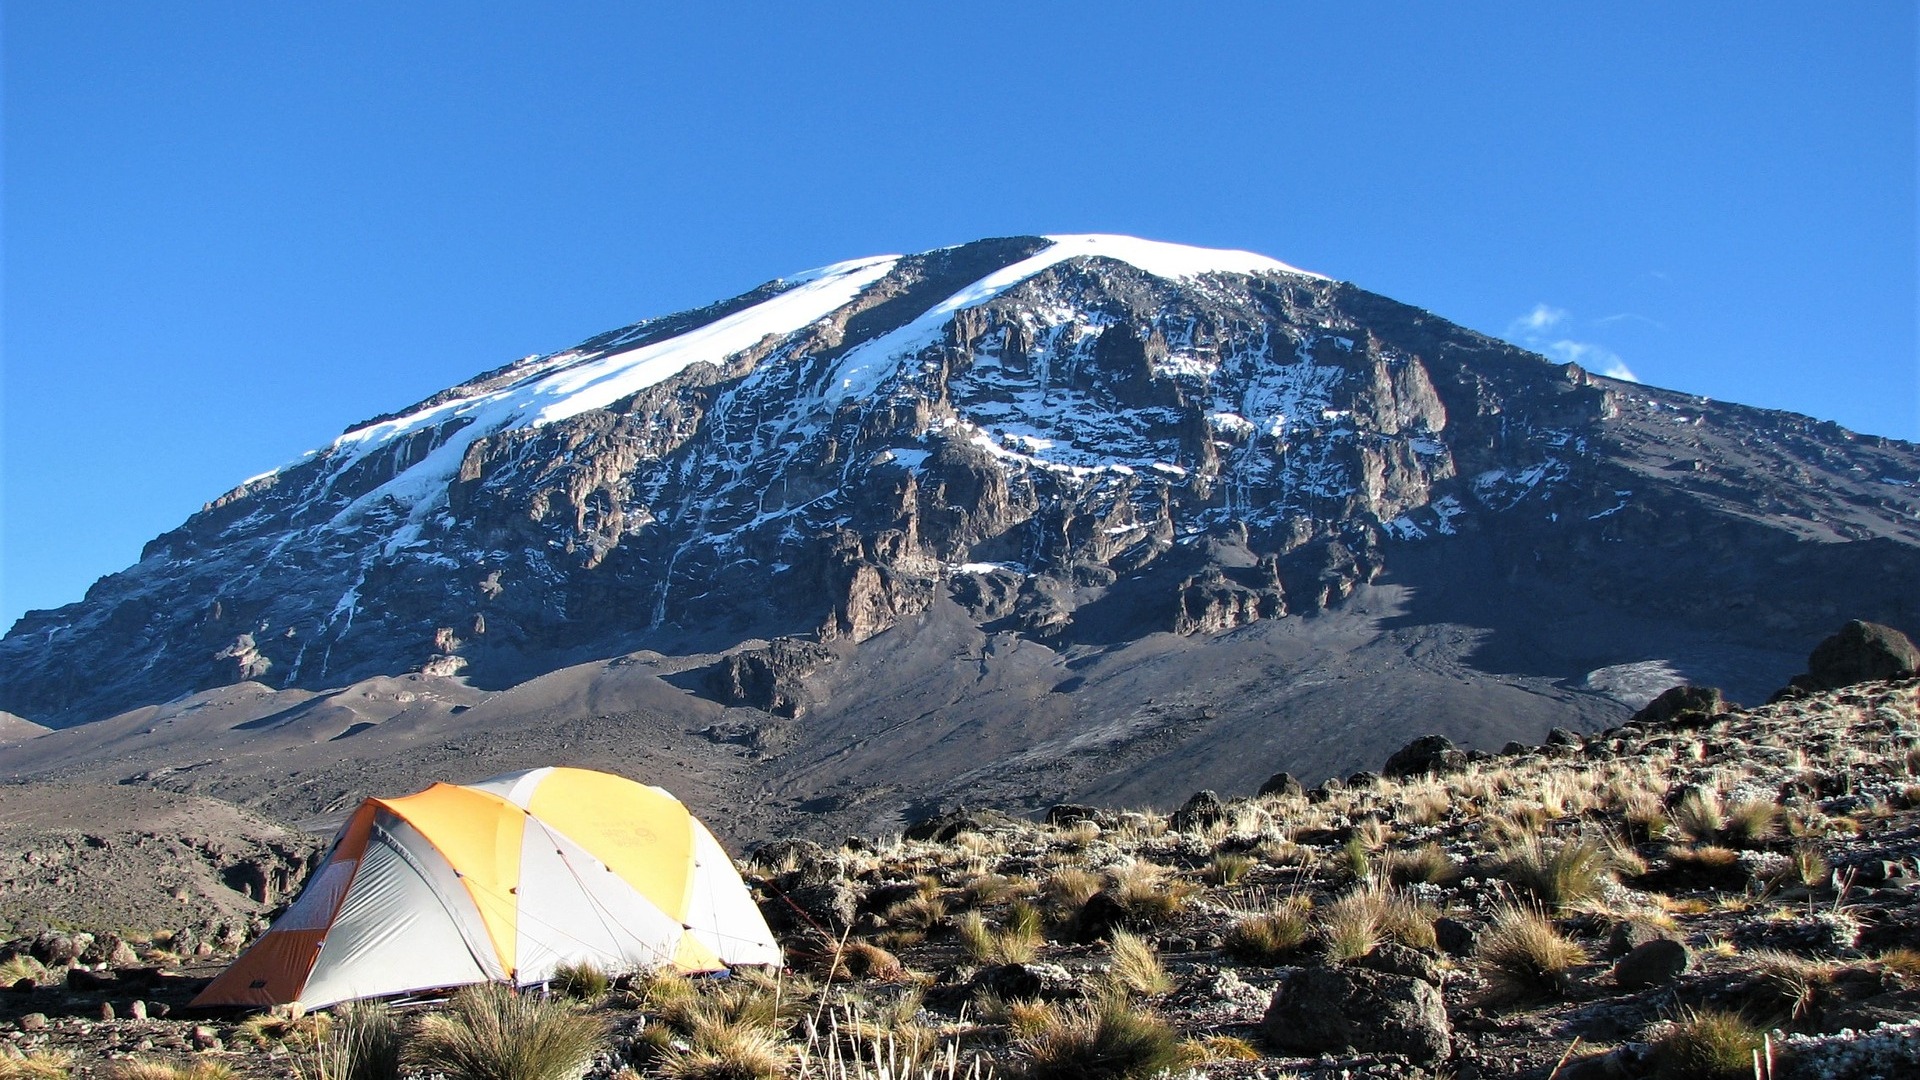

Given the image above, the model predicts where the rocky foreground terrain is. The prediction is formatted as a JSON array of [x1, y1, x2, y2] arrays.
[[4, 621, 1920, 1080]]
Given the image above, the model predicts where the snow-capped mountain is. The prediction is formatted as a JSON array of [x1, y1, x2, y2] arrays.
[[6, 233, 1920, 803]]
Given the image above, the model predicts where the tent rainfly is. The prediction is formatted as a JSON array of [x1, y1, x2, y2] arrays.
[[192, 766, 780, 1010]]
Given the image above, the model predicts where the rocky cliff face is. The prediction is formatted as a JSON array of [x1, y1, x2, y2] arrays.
[[6, 234, 1920, 730]]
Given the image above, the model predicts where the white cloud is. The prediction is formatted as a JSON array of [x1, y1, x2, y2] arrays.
[[1506, 303, 1566, 337], [1504, 304, 1639, 383]]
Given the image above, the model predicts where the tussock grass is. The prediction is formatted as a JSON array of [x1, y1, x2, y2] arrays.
[[957, 901, 1044, 964], [1649, 1008, 1765, 1080], [1202, 852, 1255, 885], [1497, 833, 1615, 909], [658, 1024, 790, 1080], [0, 955, 50, 987], [832, 940, 908, 981], [101, 1064, 235, 1080], [1019, 994, 1186, 1080], [1317, 883, 1437, 961], [1102, 931, 1172, 998], [300, 1000, 403, 1080], [1222, 900, 1312, 964], [1383, 842, 1457, 886], [1105, 861, 1192, 925], [1042, 868, 1103, 911], [409, 982, 607, 1080], [1477, 905, 1587, 1000], [237, 1007, 333, 1049], [886, 894, 950, 933], [1670, 789, 1726, 844], [1724, 800, 1781, 847], [1191, 1035, 1260, 1061], [550, 960, 611, 1001], [0, 1051, 74, 1080]]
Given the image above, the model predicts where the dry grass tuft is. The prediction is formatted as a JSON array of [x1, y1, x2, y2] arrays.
[[1477, 905, 1588, 1000], [550, 960, 612, 1001], [101, 1064, 235, 1080], [1497, 832, 1614, 909], [1018, 994, 1186, 1080], [409, 982, 607, 1080], [0, 1052, 75, 1080], [300, 1000, 403, 1080], [1648, 1008, 1765, 1080], [1222, 900, 1312, 964], [1103, 931, 1172, 998], [1318, 883, 1436, 961], [1203, 852, 1256, 886], [1383, 842, 1458, 886]]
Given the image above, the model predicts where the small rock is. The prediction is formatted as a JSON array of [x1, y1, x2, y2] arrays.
[[1077, 889, 1129, 941], [129, 999, 149, 1021], [19, 1013, 47, 1032], [99, 1001, 116, 1021], [1615, 938, 1690, 989], [1606, 920, 1676, 958], [1434, 917, 1479, 958], [1545, 727, 1583, 748], [190, 1025, 221, 1050]]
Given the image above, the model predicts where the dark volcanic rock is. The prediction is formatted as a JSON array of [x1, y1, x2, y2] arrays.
[[1257, 772, 1304, 798], [1628, 685, 1728, 730], [1802, 620, 1920, 690], [1382, 735, 1467, 779], [1614, 938, 1690, 989], [1169, 790, 1227, 833], [1262, 966, 1451, 1063]]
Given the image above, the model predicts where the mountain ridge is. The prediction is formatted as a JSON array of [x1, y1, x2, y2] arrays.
[[5, 232, 1920, 839]]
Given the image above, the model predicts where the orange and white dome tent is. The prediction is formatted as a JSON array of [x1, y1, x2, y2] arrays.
[[193, 767, 781, 1010]]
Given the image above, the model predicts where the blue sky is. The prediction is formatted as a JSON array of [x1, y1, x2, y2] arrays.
[[3, 3, 1915, 630]]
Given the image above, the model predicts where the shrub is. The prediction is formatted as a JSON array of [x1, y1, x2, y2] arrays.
[[1103, 931, 1172, 998], [302, 1000, 404, 1080], [550, 960, 611, 1001], [1477, 905, 1587, 1000], [1019, 994, 1186, 1080], [1222, 903, 1311, 964], [1649, 1008, 1765, 1080], [409, 982, 608, 1080], [1498, 833, 1614, 909]]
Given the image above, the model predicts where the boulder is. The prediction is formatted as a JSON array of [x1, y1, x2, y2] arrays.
[[1628, 685, 1726, 729], [1606, 920, 1677, 958], [1803, 620, 1920, 690], [1045, 804, 1114, 829], [1170, 790, 1227, 833], [1614, 938, 1690, 990], [903, 807, 1019, 843], [1257, 772, 1304, 798], [1262, 966, 1450, 1063], [1076, 890, 1130, 942], [1382, 735, 1467, 779]]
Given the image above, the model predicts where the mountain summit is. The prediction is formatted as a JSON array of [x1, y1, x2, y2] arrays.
[[6, 234, 1920, 831]]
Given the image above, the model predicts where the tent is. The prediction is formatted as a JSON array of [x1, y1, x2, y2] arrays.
[[193, 766, 780, 1010]]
